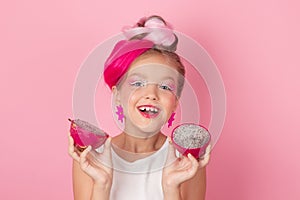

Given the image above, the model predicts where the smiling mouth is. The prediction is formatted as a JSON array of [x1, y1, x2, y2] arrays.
[[137, 105, 160, 118]]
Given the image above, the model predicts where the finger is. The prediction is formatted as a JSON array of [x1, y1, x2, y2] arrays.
[[100, 137, 113, 168], [177, 156, 191, 169], [80, 146, 90, 162], [167, 137, 177, 158], [187, 153, 199, 174], [68, 133, 74, 145], [79, 146, 92, 167], [188, 153, 199, 166], [80, 145, 92, 158], [198, 144, 211, 167], [104, 137, 112, 167], [199, 153, 210, 168], [68, 135, 80, 162], [103, 137, 112, 154], [199, 144, 211, 160], [165, 137, 177, 166], [205, 144, 212, 156]]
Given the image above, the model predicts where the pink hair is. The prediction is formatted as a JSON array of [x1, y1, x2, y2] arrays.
[[103, 39, 154, 89]]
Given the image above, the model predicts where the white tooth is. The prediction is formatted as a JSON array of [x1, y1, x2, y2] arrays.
[[146, 107, 150, 111], [139, 107, 143, 111], [154, 108, 158, 113], [150, 108, 154, 112]]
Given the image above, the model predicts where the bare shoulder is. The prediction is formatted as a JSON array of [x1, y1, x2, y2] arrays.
[[180, 167, 207, 200]]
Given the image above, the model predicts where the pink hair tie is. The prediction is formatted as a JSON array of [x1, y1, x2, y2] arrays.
[[144, 17, 166, 28], [122, 17, 177, 51], [144, 28, 176, 47]]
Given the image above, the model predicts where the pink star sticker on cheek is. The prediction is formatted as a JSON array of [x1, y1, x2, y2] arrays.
[[116, 105, 124, 123]]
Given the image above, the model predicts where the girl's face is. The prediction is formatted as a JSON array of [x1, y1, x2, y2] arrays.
[[113, 54, 181, 138]]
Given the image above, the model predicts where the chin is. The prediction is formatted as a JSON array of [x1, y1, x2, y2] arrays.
[[125, 112, 167, 137], [139, 126, 162, 136], [125, 121, 164, 138]]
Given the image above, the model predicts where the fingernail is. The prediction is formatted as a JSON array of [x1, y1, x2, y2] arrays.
[[87, 146, 92, 151]]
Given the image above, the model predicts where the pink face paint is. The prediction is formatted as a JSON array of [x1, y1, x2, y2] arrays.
[[116, 105, 124, 123], [168, 112, 176, 127]]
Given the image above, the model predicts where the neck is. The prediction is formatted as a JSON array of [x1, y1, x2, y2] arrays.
[[113, 132, 166, 153]]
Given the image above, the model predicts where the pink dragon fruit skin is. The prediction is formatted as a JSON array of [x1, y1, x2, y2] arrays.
[[171, 123, 211, 159], [69, 119, 109, 150]]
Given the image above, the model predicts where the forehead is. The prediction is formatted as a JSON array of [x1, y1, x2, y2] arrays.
[[130, 52, 178, 69], [127, 63, 179, 81], [128, 53, 179, 78]]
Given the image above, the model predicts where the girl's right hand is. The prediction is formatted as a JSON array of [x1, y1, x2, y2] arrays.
[[68, 135, 113, 188]]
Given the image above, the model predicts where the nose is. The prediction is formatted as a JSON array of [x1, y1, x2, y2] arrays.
[[144, 84, 159, 100]]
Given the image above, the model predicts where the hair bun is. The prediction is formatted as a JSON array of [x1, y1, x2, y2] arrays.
[[144, 16, 167, 28], [122, 15, 178, 52]]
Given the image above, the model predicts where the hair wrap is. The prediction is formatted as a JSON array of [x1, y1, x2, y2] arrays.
[[103, 40, 153, 89]]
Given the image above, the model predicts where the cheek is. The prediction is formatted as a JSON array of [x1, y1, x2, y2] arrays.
[[120, 89, 140, 108], [161, 93, 178, 110]]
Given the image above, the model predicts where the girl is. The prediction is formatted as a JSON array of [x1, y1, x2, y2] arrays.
[[68, 15, 211, 200]]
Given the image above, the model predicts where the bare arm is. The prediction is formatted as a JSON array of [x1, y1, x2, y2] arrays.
[[72, 160, 93, 200], [180, 145, 211, 200], [69, 136, 113, 200], [162, 140, 200, 200], [163, 140, 210, 200], [73, 160, 112, 200], [180, 167, 206, 200]]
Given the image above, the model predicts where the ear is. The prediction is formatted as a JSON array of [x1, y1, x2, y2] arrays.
[[112, 86, 121, 105]]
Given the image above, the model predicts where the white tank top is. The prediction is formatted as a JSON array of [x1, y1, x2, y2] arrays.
[[109, 140, 169, 200]]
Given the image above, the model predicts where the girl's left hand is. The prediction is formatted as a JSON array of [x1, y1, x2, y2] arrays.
[[162, 138, 211, 189]]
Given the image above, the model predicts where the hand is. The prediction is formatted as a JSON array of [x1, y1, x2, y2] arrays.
[[162, 138, 211, 189], [162, 142, 198, 189], [68, 134, 81, 162], [68, 134, 113, 187]]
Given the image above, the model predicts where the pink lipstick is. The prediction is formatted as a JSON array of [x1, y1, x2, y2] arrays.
[[137, 105, 160, 118]]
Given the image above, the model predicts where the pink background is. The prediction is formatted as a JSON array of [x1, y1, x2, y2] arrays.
[[1, 0, 300, 199]]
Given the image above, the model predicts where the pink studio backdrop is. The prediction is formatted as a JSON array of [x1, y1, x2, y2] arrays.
[[1, 0, 299, 199]]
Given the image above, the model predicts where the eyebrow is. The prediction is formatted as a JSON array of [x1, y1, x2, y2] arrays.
[[128, 72, 176, 82], [128, 73, 146, 79], [161, 76, 176, 82]]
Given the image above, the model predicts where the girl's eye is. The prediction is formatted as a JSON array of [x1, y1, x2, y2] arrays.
[[130, 81, 146, 87], [159, 84, 174, 91]]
